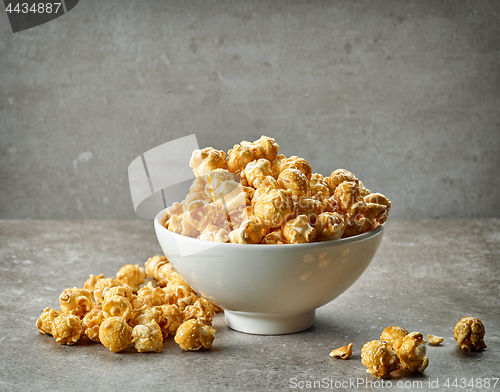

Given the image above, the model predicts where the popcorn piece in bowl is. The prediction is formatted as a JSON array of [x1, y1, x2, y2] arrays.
[[241, 159, 273, 188], [278, 156, 312, 180], [174, 319, 216, 351], [396, 332, 429, 372], [189, 147, 226, 177], [283, 215, 316, 244], [262, 228, 287, 244], [36, 307, 60, 335], [329, 343, 353, 359], [453, 316, 486, 351], [199, 224, 229, 243], [277, 168, 310, 198], [229, 218, 265, 244], [361, 340, 400, 378], [315, 212, 345, 241], [253, 188, 293, 228]]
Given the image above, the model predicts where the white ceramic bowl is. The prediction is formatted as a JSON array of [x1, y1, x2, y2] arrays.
[[154, 209, 385, 335]]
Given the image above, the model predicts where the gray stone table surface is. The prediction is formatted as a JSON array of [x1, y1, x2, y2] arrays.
[[0, 219, 498, 392]]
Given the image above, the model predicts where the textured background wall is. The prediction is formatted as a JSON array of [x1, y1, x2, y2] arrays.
[[1, 0, 499, 219]]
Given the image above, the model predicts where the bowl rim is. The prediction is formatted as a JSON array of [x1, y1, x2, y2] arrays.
[[154, 208, 385, 249]]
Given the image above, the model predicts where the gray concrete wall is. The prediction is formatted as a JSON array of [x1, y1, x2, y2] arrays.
[[1, 0, 499, 219]]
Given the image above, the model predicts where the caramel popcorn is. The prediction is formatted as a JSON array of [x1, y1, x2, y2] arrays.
[[396, 332, 429, 372], [99, 316, 132, 353], [278, 156, 312, 180], [51, 313, 82, 345], [199, 224, 229, 243], [253, 188, 293, 228], [132, 321, 163, 353], [262, 229, 287, 244], [315, 212, 345, 241], [227, 136, 279, 174], [361, 340, 400, 378], [116, 264, 146, 292], [154, 262, 177, 288], [93, 277, 120, 304], [169, 284, 198, 310], [453, 316, 486, 351], [145, 255, 168, 279], [129, 306, 162, 328], [184, 297, 215, 326], [59, 287, 93, 319], [283, 215, 316, 244], [82, 305, 105, 342], [167, 214, 199, 238], [36, 307, 60, 335], [278, 168, 310, 197], [329, 343, 353, 359], [189, 147, 227, 177], [242, 159, 273, 188], [102, 296, 133, 321], [380, 326, 409, 351], [309, 173, 330, 198], [427, 334, 444, 345], [174, 319, 216, 351], [229, 218, 265, 244], [103, 285, 134, 303], [137, 281, 167, 307], [83, 274, 105, 296], [158, 304, 184, 337]]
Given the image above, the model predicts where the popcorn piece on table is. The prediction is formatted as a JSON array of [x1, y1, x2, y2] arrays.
[[129, 306, 162, 328], [315, 212, 345, 241], [116, 264, 146, 293], [103, 285, 134, 303], [184, 297, 216, 326], [137, 281, 168, 307], [36, 307, 60, 335], [93, 277, 120, 304], [145, 255, 168, 279], [59, 287, 93, 319], [427, 334, 444, 345], [82, 305, 105, 342], [329, 343, 353, 359], [361, 340, 400, 379], [453, 316, 486, 351], [189, 147, 226, 177], [132, 321, 163, 353], [174, 319, 216, 351], [380, 326, 409, 351], [83, 274, 105, 296], [396, 332, 429, 372], [283, 215, 316, 244], [102, 296, 133, 321], [167, 284, 198, 311], [99, 316, 132, 353], [154, 262, 177, 288], [157, 304, 183, 338], [51, 313, 82, 345]]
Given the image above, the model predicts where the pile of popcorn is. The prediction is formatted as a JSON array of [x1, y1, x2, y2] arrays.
[[36, 255, 219, 353], [164, 135, 391, 244], [330, 317, 486, 379]]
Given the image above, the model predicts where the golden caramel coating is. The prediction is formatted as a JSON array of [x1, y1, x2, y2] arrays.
[[184, 297, 215, 326], [242, 159, 273, 188], [328, 169, 359, 193], [363, 193, 391, 227], [99, 316, 132, 353], [167, 214, 199, 238], [253, 188, 292, 228], [129, 306, 162, 328], [158, 304, 184, 337], [132, 321, 163, 353], [137, 282, 168, 307], [453, 317, 487, 351], [315, 212, 345, 241], [251, 135, 280, 163], [361, 340, 400, 379], [183, 203, 227, 233], [309, 173, 330, 198], [278, 168, 310, 198], [116, 264, 146, 292], [396, 332, 429, 372], [262, 229, 287, 244], [82, 305, 105, 342], [103, 285, 134, 303], [278, 156, 312, 180], [59, 287, 93, 319], [174, 319, 216, 351], [252, 176, 280, 204], [334, 181, 365, 215], [102, 296, 133, 321], [380, 326, 409, 351], [226, 143, 255, 174], [294, 197, 326, 220], [169, 284, 199, 310], [181, 191, 212, 212], [145, 255, 168, 279], [154, 262, 177, 288], [283, 215, 316, 244], [83, 274, 105, 296], [227, 136, 279, 174], [427, 334, 444, 345], [329, 343, 353, 359], [229, 219, 265, 244], [166, 202, 184, 219], [51, 313, 82, 345], [130, 295, 150, 310], [93, 277, 120, 304], [189, 147, 226, 177], [36, 307, 60, 335], [199, 224, 230, 243]]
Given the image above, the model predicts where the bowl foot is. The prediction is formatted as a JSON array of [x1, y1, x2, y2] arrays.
[[224, 310, 315, 335]]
